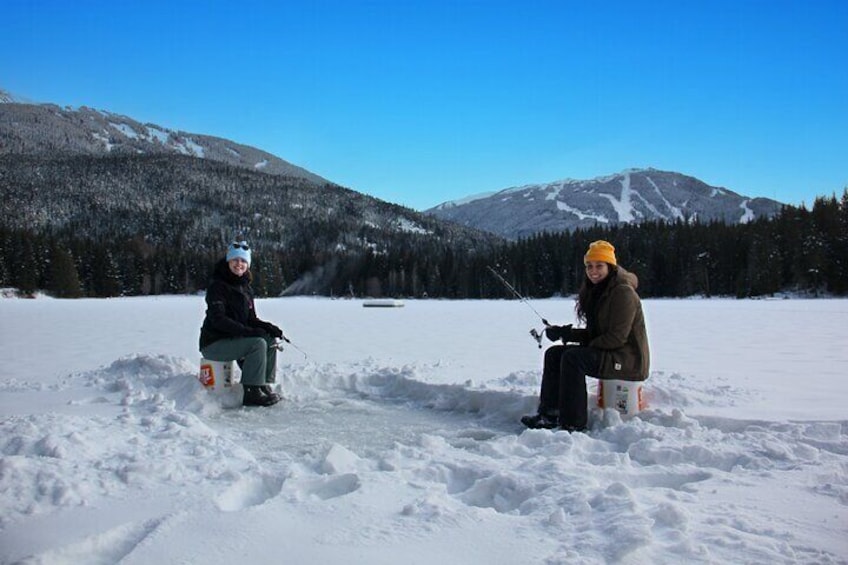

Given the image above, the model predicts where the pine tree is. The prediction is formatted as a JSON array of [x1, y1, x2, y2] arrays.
[[47, 244, 82, 298]]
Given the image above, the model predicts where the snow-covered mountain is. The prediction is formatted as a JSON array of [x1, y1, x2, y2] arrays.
[[0, 89, 502, 297], [0, 88, 19, 104], [0, 93, 328, 185], [426, 169, 785, 239]]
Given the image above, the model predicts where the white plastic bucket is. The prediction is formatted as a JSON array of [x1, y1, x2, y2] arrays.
[[198, 359, 237, 390], [597, 379, 645, 416], [198, 359, 243, 408]]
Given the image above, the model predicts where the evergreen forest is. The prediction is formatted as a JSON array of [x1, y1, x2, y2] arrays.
[[2, 190, 846, 299]]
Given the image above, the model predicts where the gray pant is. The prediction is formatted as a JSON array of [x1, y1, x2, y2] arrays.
[[201, 335, 277, 386]]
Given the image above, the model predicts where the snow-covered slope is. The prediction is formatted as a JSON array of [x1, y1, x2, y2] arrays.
[[0, 89, 18, 104], [427, 169, 784, 239], [0, 98, 329, 185]]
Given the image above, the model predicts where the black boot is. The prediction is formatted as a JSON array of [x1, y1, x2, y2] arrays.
[[520, 413, 559, 429], [260, 385, 282, 403], [243, 385, 280, 407]]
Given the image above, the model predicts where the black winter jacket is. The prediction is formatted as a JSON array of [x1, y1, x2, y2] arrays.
[[199, 259, 281, 350]]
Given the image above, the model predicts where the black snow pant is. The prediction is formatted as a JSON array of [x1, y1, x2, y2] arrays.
[[538, 345, 601, 430]]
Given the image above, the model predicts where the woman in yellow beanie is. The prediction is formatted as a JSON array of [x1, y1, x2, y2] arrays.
[[521, 240, 650, 431]]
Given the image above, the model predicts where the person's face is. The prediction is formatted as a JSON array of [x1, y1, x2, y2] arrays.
[[585, 261, 610, 284], [228, 258, 249, 276]]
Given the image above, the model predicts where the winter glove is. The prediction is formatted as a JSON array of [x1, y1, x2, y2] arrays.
[[545, 324, 572, 342], [267, 324, 284, 340], [246, 327, 268, 338]]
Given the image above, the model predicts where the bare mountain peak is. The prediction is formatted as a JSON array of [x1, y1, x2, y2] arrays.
[[427, 169, 783, 239]]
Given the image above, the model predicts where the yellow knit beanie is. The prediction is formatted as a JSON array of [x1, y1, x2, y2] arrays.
[[584, 240, 617, 266]]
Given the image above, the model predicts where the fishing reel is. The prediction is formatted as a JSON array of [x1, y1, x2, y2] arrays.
[[529, 327, 544, 348], [269, 336, 310, 360]]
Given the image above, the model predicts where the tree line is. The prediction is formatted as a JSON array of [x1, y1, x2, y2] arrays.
[[1, 190, 845, 299]]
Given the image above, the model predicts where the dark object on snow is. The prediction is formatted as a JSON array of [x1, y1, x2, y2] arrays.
[[520, 413, 559, 429], [260, 385, 282, 403], [243, 385, 280, 407], [363, 299, 405, 307]]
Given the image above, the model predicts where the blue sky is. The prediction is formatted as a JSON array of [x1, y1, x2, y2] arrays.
[[3, 0, 846, 210]]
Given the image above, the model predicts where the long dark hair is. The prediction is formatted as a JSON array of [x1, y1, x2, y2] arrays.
[[575, 264, 617, 323]]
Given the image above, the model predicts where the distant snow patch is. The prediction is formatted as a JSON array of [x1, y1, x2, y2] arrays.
[[739, 200, 754, 223], [396, 218, 431, 235], [645, 175, 684, 220], [598, 172, 636, 222], [183, 138, 205, 157], [146, 126, 169, 144], [255, 160, 268, 169], [556, 201, 609, 222], [92, 131, 114, 151], [544, 182, 568, 201], [110, 122, 139, 139]]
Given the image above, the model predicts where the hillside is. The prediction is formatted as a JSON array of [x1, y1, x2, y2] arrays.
[[0, 92, 501, 297], [0, 153, 489, 250], [0, 96, 328, 184]]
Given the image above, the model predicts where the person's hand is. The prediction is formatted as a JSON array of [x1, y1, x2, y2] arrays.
[[545, 324, 573, 342], [247, 327, 268, 338], [269, 325, 284, 340], [545, 325, 562, 341]]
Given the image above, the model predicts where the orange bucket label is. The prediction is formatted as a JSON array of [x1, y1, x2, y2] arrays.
[[198, 364, 215, 388]]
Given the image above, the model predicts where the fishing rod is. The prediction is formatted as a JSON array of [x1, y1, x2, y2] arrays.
[[486, 265, 551, 348], [270, 334, 310, 360], [486, 265, 550, 325]]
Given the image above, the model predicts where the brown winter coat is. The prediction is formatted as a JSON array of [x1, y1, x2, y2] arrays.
[[574, 266, 650, 380]]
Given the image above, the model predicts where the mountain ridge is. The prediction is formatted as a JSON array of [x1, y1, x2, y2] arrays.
[[0, 95, 329, 185], [0, 90, 503, 296], [426, 168, 785, 239]]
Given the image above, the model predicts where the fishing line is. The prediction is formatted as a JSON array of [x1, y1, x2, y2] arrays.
[[486, 265, 550, 325], [270, 335, 310, 360], [486, 265, 551, 348]]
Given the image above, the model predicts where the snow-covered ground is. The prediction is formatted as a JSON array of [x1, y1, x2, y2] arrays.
[[1, 296, 846, 564]]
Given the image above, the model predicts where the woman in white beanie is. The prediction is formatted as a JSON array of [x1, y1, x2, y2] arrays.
[[199, 241, 286, 407], [521, 240, 650, 431]]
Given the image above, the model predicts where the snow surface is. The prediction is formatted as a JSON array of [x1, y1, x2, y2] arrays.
[[644, 176, 684, 221], [109, 122, 138, 140], [739, 200, 755, 223], [395, 218, 431, 235], [145, 126, 169, 144], [556, 200, 608, 223], [1, 296, 846, 564], [183, 138, 205, 158]]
